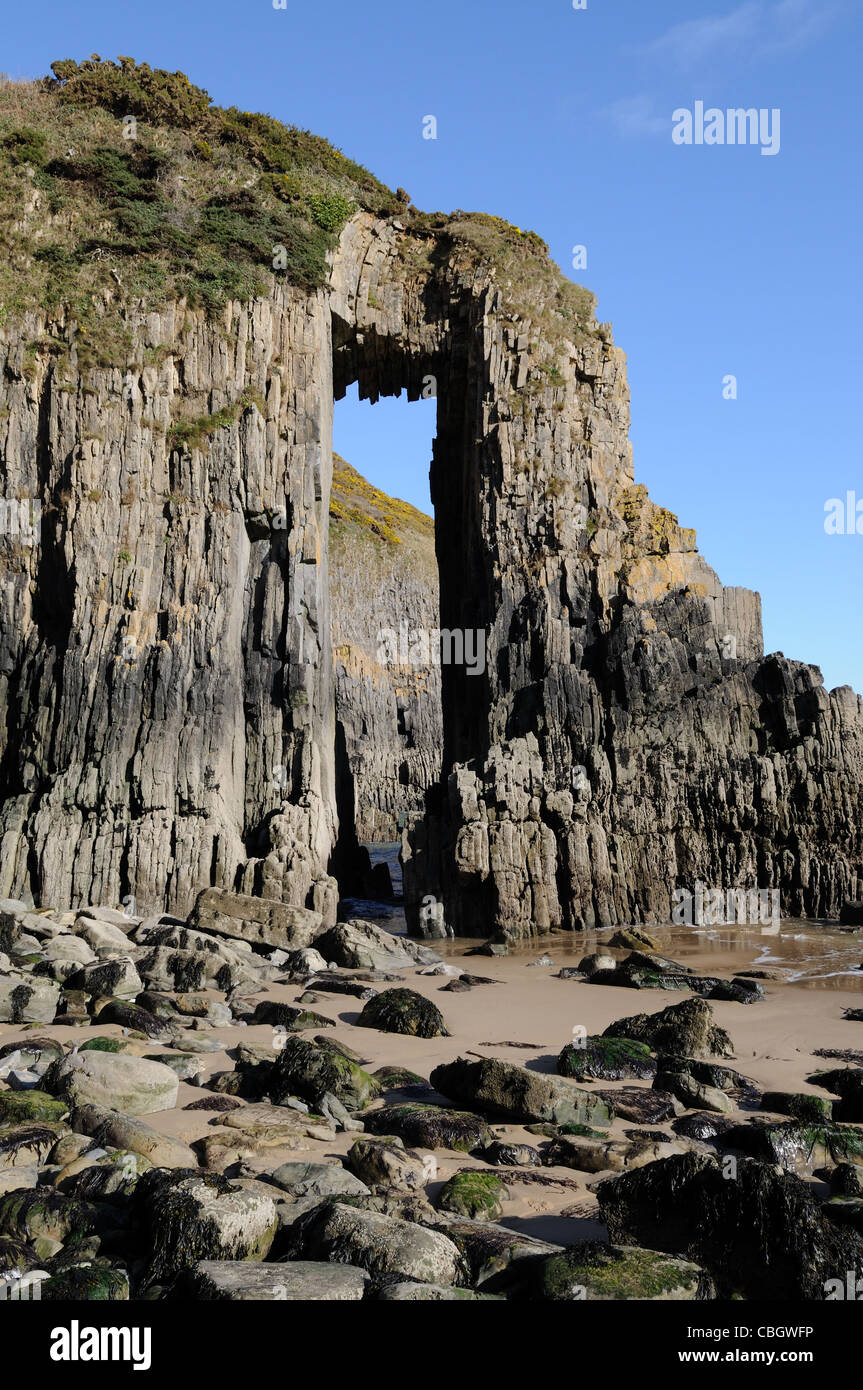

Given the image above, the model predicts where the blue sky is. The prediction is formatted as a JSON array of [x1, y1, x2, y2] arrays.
[[5, 1, 862, 690]]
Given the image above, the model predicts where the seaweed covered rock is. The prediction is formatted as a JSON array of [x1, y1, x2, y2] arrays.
[[729, 1119, 863, 1173], [483, 1141, 541, 1167], [251, 1000, 335, 1031], [361, 1104, 493, 1153], [529, 1241, 711, 1301], [597, 1150, 863, 1299], [0, 974, 60, 1023], [602, 998, 733, 1059], [557, 1036, 656, 1082], [0, 1090, 69, 1126], [437, 1171, 504, 1221], [430, 1056, 613, 1128], [287, 1201, 467, 1285], [809, 1068, 863, 1122], [39, 1266, 130, 1300], [135, 1169, 279, 1283], [441, 1220, 564, 1292], [267, 1036, 379, 1110], [0, 1123, 68, 1169], [760, 1091, 834, 1123], [356, 988, 449, 1038], [0, 1186, 105, 1244]]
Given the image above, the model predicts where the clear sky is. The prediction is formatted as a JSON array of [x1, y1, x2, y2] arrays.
[[5, 1, 862, 690]]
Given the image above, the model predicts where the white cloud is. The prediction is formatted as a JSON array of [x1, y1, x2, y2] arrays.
[[642, 0, 841, 70]]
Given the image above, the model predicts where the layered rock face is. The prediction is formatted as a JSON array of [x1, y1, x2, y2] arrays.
[[1, 77, 862, 935], [0, 288, 340, 920], [329, 458, 440, 844]]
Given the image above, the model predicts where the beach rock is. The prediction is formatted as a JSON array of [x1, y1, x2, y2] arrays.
[[268, 1036, 379, 1110], [71, 1105, 197, 1168], [90, 999, 176, 1039], [39, 1267, 130, 1300], [609, 928, 661, 951], [730, 1120, 863, 1173], [431, 1056, 613, 1128], [0, 1124, 66, 1169], [598, 1150, 863, 1300], [0, 974, 60, 1023], [558, 1036, 656, 1082], [437, 1171, 504, 1221], [529, 1241, 710, 1300], [575, 953, 616, 977], [357, 988, 448, 1038], [377, 1280, 499, 1301], [761, 1091, 834, 1123], [65, 959, 142, 1002], [594, 1088, 680, 1125], [287, 1201, 466, 1285], [672, 1112, 736, 1143], [50, 1051, 179, 1116], [266, 1161, 370, 1202], [482, 1141, 541, 1167], [545, 1133, 671, 1174], [829, 1164, 863, 1196], [0, 1187, 105, 1245], [809, 1069, 863, 1122], [654, 1072, 734, 1115], [346, 1136, 428, 1192], [603, 998, 733, 1059], [188, 888, 323, 951], [187, 1259, 370, 1300], [0, 1090, 69, 1126], [136, 1169, 278, 1281], [313, 919, 437, 971], [362, 1104, 493, 1153], [251, 1000, 335, 1032], [441, 1220, 564, 1291]]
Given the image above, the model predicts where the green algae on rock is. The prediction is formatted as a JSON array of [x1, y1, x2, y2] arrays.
[[356, 988, 449, 1039]]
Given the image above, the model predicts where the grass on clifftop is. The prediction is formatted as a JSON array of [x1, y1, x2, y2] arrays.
[[0, 56, 598, 359]]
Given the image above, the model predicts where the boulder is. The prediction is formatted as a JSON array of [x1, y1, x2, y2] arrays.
[[268, 1036, 379, 1110], [50, 1051, 179, 1115], [357, 988, 449, 1038], [529, 1241, 710, 1300], [135, 1169, 278, 1281], [0, 974, 60, 1024], [597, 1150, 863, 1299], [362, 1104, 493, 1153], [188, 888, 322, 951], [437, 1171, 504, 1221], [187, 1259, 370, 1300], [430, 1056, 613, 1128], [558, 1036, 656, 1082], [313, 919, 439, 971], [602, 997, 733, 1059], [346, 1136, 428, 1192], [66, 959, 142, 1002], [288, 1202, 466, 1285]]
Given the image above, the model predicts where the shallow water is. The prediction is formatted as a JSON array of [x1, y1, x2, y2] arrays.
[[341, 842, 863, 994]]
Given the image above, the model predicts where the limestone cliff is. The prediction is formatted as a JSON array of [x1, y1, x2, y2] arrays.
[[329, 457, 440, 844], [1, 58, 861, 936]]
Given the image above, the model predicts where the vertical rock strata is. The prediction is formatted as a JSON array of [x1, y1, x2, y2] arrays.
[[1, 203, 861, 934]]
